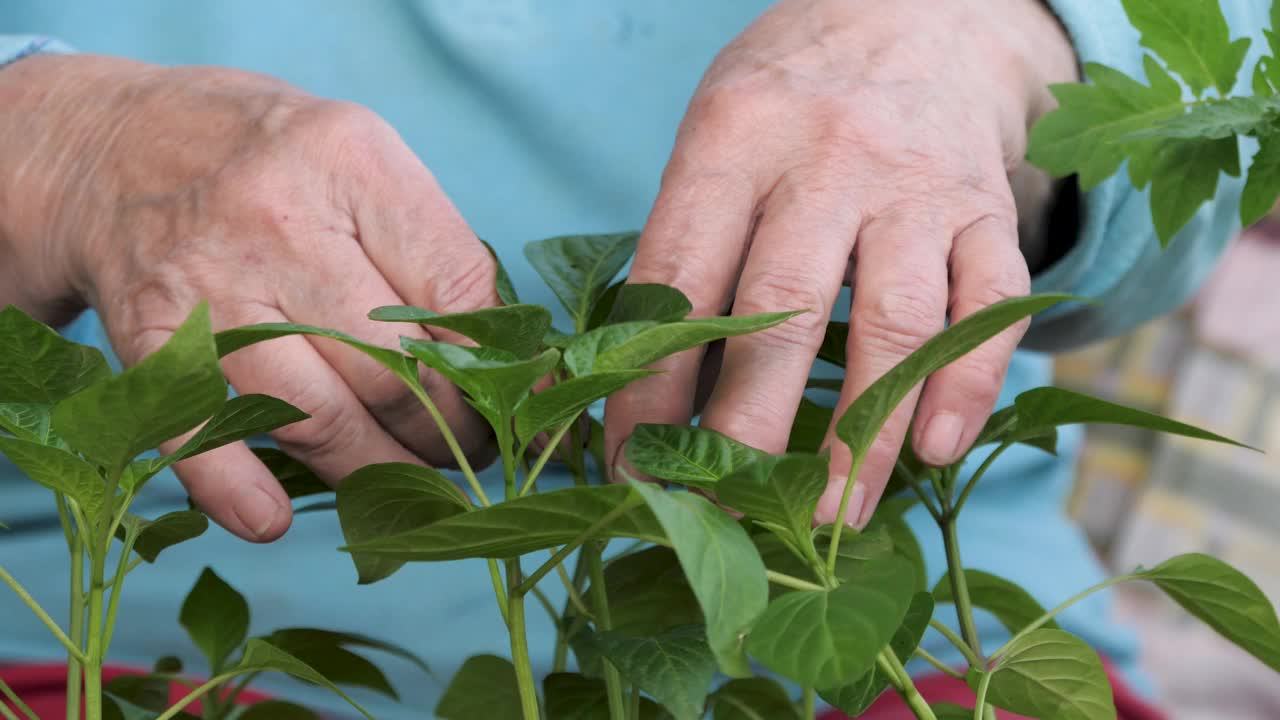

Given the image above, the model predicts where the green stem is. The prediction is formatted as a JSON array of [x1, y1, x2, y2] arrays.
[[765, 570, 826, 593], [629, 685, 641, 720], [530, 586, 559, 624], [102, 557, 143, 592], [989, 574, 1130, 659], [928, 620, 982, 668], [551, 555, 590, 673], [587, 544, 627, 720], [914, 647, 964, 680], [520, 421, 574, 496], [514, 496, 642, 597], [407, 383, 490, 506], [0, 675, 36, 720], [488, 559, 511, 626], [555, 559, 595, 620], [825, 454, 866, 575], [65, 530, 85, 720], [983, 705, 996, 720], [101, 529, 139, 654], [940, 519, 983, 660], [0, 698, 20, 720], [155, 673, 238, 720], [0, 566, 86, 663], [83, 549, 107, 720], [897, 461, 942, 522], [952, 442, 1011, 516], [802, 687, 816, 719], [506, 561, 542, 720], [879, 650, 936, 720], [219, 671, 260, 710], [971, 671, 994, 720]]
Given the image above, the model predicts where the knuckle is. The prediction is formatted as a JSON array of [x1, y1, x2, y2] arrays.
[[739, 269, 830, 350], [853, 284, 942, 359], [429, 251, 500, 312], [273, 388, 360, 464]]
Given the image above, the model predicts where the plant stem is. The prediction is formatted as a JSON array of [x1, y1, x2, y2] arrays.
[[897, 462, 942, 522], [0, 675, 37, 720], [514, 496, 642, 597], [0, 566, 86, 663], [765, 570, 826, 593], [629, 685, 641, 720], [878, 650, 936, 720], [554, 560, 594, 620], [587, 544, 627, 720], [65, 531, 85, 720], [802, 687, 816, 719], [927, 620, 982, 668], [520, 421, 574, 496], [971, 671, 994, 720], [407, 382, 491, 506], [487, 559, 511, 626], [940, 519, 983, 660], [0, 698, 20, 720], [219, 671, 260, 709], [951, 442, 1011, 516], [83, 548, 107, 720], [988, 574, 1130, 659], [506, 560, 542, 720], [530, 586, 559, 624], [101, 529, 139, 653], [155, 673, 237, 720], [914, 648, 964, 680], [825, 454, 866, 575]]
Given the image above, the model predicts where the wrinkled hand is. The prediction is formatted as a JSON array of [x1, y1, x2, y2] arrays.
[[0, 56, 500, 540], [606, 0, 1077, 527]]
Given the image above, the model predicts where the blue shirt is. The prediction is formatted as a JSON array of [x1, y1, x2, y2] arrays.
[[0, 2, 1265, 716]]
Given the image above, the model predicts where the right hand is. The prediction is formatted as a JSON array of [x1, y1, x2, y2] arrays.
[[0, 55, 501, 541]]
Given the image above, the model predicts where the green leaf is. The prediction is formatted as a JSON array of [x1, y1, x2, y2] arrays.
[[1138, 553, 1280, 672], [1243, 133, 1280, 227], [817, 321, 848, 368], [123, 394, 309, 492], [1120, 0, 1250, 97], [543, 672, 672, 720], [524, 232, 639, 329], [54, 303, 226, 471], [335, 462, 472, 584], [235, 639, 375, 720], [786, 397, 834, 454], [115, 510, 209, 563], [342, 484, 664, 561], [866, 498, 927, 593], [973, 405, 1058, 456], [0, 403, 53, 444], [253, 448, 330, 500], [515, 371, 656, 447], [563, 322, 657, 377], [481, 238, 522, 306], [180, 567, 249, 672], [368, 304, 551, 358], [719, 454, 828, 560], [1028, 59, 1185, 189], [746, 553, 916, 688], [1013, 386, 1248, 448], [103, 692, 199, 720], [0, 437, 106, 524], [625, 424, 765, 491], [104, 674, 169, 712], [606, 284, 694, 324], [835, 295, 1070, 465], [262, 629, 397, 699], [268, 627, 431, 677], [1121, 96, 1280, 141], [709, 678, 801, 720], [592, 547, 703, 637], [593, 313, 801, 373], [932, 569, 1058, 635], [587, 280, 626, 330], [630, 482, 768, 677], [401, 339, 558, 429], [436, 654, 522, 720], [930, 703, 975, 720], [1149, 134, 1240, 245], [819, 592, 934, 717], [238, 701, 321, 720], [153, 656, 182, 674], [756, 526, 895, 598], [216, 322, 418, 384], [593, 625, 715, 720], [0, 306, 110, 404], [975, 629, 1115, 720]]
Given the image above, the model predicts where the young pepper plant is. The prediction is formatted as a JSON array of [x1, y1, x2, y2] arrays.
[[0, 305, 397, 720]]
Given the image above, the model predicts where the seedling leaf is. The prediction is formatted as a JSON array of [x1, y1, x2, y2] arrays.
[[115, 510, 209, 563], [592, 312, 801, 373], [709, 678, 801, 720], [543, 672, 671, 719], [238, 701, 321, 720], [932, 569, 1059, 635], [1242, 133, 1280, 227], [591, 547, 702, 637], [625, 424, 765, 490], [235, 639, 376, 720], [973, 628, 1116, 720], [1013, 386, 1248, 448], [0, 403, 54, 444], [719, 454, 827, 561], [819, 592, 934, 716], [180, 567, 250, 672], [593, 624, 715, 720], [0, 437, 106, 526], [515, 370, 656, 446], [437, 654, 522, 720], [0, 306, 110, 404], [524, 232, 639, 329], [606, 283, 694, 324], [401, 339, 558, 430], [368, 304, 551, 358], [253, 448, 330, 500], [216, 322, 418, 384], [1120, 0, 1249, 97]]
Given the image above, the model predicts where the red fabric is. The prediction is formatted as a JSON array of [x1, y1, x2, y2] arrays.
[[0, 663, 273, 718], [818, 660, 1165, 720]]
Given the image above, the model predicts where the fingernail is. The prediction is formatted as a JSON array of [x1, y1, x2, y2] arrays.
[[233, 484, 286, 539], [920, 412, 965, 465]]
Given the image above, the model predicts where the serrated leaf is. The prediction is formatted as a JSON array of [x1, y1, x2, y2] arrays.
[[710, 678, 801, 720], [592, 547, 702, 637], [335, 462, 472, 583], [481, 238, 522, 306], [719, 454, 827, 561], [1138, 553, 1280, 671], [0, 305, 110, 404], [238, 701, 321, 720], [115, 510, 209, 563], [593, 312, 801, 373], [54, 303, 226, 471], [342, 484, 664, 561], [606, 284, 694, 324], [975, 629, 1115, 720], [216, 322, 418, 383], [368, 304, 551, 358], [0, 437, 106, 524], [836, 295, 1070, 471], [630, 482, 768, 677], [525, 232, 639, 330], [625, 424, 765, 490], [401, 339, 558, 429], [436, 654, 522, 720], [746, 553, 915, 688], [1121, 96, 1280, 141], [1120, 0, 1249, 97], [0, 403, 53, 444], [235, 639, 375, 720], [1013, 386, 1248, 448], [1243, 133, 1280, 227], [253, 448, 330, 500], [593, 625, 715, 720], [515, 370, 656, 446], [1149, 134, 1240, 245], [818, 592, 934, 717], [543, 672, 671, 720], [180, 567, 249, 672], [123, 394, 309, 492], [932, 569, 1058, 636]]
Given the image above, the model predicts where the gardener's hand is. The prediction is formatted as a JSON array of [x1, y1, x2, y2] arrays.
[[0, 55, 500, 540], [607, 0, 1078, 527]]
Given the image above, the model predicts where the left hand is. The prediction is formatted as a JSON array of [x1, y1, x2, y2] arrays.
[[605, 0, 1078, 527]]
